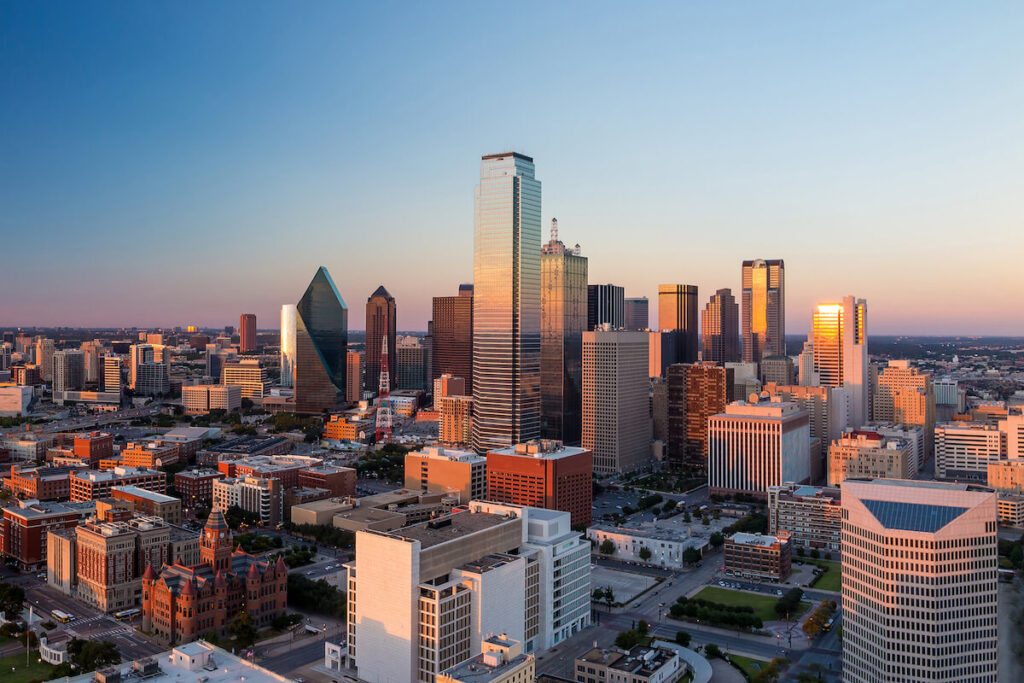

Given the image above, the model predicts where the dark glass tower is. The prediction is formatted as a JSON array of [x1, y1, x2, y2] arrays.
[[658, 284, 699, 363], [295, 267, 348, 414], [702, 288, 740, 362], [587, 284, 624, 330], [365, 286, 397, 392]]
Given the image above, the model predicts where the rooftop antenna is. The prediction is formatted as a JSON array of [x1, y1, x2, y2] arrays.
[[550, 218, 558, 243]]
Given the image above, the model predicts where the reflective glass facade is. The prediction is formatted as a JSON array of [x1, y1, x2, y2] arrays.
[[431, 285, 473, 389], [471, 152, 542, 453], [295, 267, 348, 414], [702, 288, 740, 363], [657, 284, 698, 363], [741, 259, 785, 363], [280, 304, 296, 387], [541, 230, 587, 444]]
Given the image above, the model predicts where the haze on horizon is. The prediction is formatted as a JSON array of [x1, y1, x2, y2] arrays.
[[2, 2, 1023, 335]]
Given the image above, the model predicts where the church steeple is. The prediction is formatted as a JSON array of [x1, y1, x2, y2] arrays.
[[200, 507, 233, 572]]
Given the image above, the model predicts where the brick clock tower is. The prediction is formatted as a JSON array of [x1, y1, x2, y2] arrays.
[[200, 507, 232, 572]]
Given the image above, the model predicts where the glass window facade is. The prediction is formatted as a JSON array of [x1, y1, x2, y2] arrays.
[[295, 267, 348, 414]]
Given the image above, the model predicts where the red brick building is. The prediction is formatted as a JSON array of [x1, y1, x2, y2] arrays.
[[73, 432, 113, 467], [0, 500, 83, 570], [70, 467, 167, 502], [141, 508, 287, 645], [216, 455, 322, 490], [486, 440, 593, 527], [4, 464, 79, 501], [173, 468, 225, 509], [297, 465, 356, 497]]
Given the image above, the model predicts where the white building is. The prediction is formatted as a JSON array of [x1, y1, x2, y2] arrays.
[[934, 422, 1005, 481], [809, 297, 868, 427], [582, 327, 651, 475], [586, 524, 708, 569], [841, 479, 998, 683], [1001, 413, 1024, 460], [345, 501, 590, 683], [221, 358, 269, 399], [708, 397, 810, 498], [0, 384, 33, 416], [182, 384, 241, 414]]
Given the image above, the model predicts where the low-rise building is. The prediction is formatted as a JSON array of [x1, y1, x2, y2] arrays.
[[4, 464, 78, 500], [997, 495, 1024, 527], [828, 430, 912, 486], [112, 485, 183, 526], [767, 483, 842, 552], [439, 635, 536, 683], [2, 432, 54, 462], [122, 441, 180, 469], [1, 499, 93, 571], [70, 467, 167, 501], [212, 475, 283, 525], [585, 524, 708, 569], [195, 435, 292, 466], [723, 532, 791, 582], [574, 644, 683, 683], [297, 464, 357, 497], [173, 468, 225, 508], [182, 384, 241, 415], [72, 432, 114, 466], [405, 445, 487, 503], [323, 415, 368, 441]]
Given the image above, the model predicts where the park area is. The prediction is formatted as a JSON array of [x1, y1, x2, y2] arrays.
[[693, 586, 809, 622], [590, 565, 659, 605], [803, 560, 842, 591], [0, 651, 55, 683]]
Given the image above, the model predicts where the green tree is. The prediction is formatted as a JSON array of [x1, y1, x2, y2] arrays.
[[674, 630, 691, 647], [0, 582, 25, 620], [229, 610, 258, 648], [796, 547, 805, 557], [67, 639, 120, 672], [704, 643, 722, 659], [599, 539, 616, 555], [709, 532, 724, 548], [810, 548, 820, 559], [683, 511, 692, 523], [615, 629, 642, 650], [1011, 544, 1023, 569], [603, 587, 616, 610], [637, 620, 649, 636], [683, 547, 702, 565], [638, 546, 652, 561], [701, 515, 710, 525]]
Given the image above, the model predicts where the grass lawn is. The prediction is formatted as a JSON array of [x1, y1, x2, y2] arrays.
[[693, 586, 809, 622], [0, 651, 56, 683], [803, 559, 842, 592], [729, 654, 769, 679]]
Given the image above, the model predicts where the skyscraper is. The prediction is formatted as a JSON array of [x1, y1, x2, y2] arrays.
[[239, 313, 257, 353], [701, 288, 739, 363], [811, 296, 868, 427], [432, 284, 474, 390], [345, 350, 362, 403], [841, 479, 997, 683], [666, 362, 733, 465], [657, 284, 698, 363], [294, 266, 348, 415], [623, 297, 649, 331], [541, 218, 587, 444], [35, 337, 54, 383], [365, 286, 397, 393], [586, 284, 624, 330], [471, 152, 542, 453], [874, 360, 936, 456], [280, 304, 296, 388], [741, 259, 785, 364], [53, 349, 85, 393]]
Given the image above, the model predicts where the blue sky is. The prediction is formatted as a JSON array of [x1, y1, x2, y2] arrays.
[[2, 1, 1023, 333]]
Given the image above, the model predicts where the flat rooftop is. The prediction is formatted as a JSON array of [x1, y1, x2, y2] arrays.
[[385, 511, 516, 549], [489, 440, 588, 460], [113, 484, 178, 504], [441, 649, 531, 683], [730, 532, 785, 547]]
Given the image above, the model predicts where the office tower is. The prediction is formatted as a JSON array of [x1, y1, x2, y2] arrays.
[[404, 445, 486, 503], [130, 344, 153, 389], [623, 297, 649, 331], [796, 339, 816, 386], [182, 385, 241, 414], [540, 218, 587, 444], [873, 360, 936, 457], [471, 152, 542, 453], [811, 296, 868, 426], [935, 422, 1004, 481], [486, 440, 593, 526], [189, 334, 209, 351], [53, 349, 85, 393], [396, 338, 428, 390], [365, 286, 397, 392], [440, 395, 473, 447], [651, 379, 668, 442], [841, 479, 998, 683], [345, 501, 590, 681], [80, 341, 102, 383], [35, 337, 55, 382], [130, 344, 169, 396], [741, 259, 785, 363], [434, 374, 467, 408], [582, 328, 650, 475], [701, 288, 739, 363], [345, 350, 362, 402], [665, 362, 733, 466], [221, 358, 268, 398], [204, 343, 235, 382], [432, 285, 474, 389], [0, 342, 10, 371], [1001, 413, 1024, 460], [294, 266, 348, 415], [707, 396, 810, 498], [239, 313, 257, 353], [280, 304, 296, 387], [102, 355, 123, 392], [828, 430, 913, 485], [657, 284, 698, 363], [647, 330, 678, 379], [760, 355, 795, 385], [763, 383, 849, 482], [725, 361, 760, 401], [586, 284, 624, 330]]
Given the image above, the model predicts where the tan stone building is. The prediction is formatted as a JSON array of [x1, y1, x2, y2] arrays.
[[873, 360, 936, 456], [828, 430, 912, 486], [404, 445, 486, 503]]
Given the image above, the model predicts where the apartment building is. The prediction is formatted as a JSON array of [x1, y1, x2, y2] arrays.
[[404, 445, 487, 503], [73, 431, 114, 466], [4, 463, 78, 500], [0, 499, 93, 571], [440, 395, 474, 448], [173, 468, 225, 508], [212, 475, 283, 525], [767, 483, 842, 552], [934, 422, 1005, 481]]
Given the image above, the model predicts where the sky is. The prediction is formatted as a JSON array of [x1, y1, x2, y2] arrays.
[[2, 1, 1023, 334]]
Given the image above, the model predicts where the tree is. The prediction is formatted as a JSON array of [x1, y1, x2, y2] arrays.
[[637, 620, 649, 636], [288, 575, 347, 618], [68, 638, 120, 672], [638, 546, 652, 561], [704, 643, 723, 659], [810, 548, 820, 559], [229, 610, 258, 648], [599, 539, 616, 555], [775, 588, 804, 619], [615, 629, 642, 650], [796, 547, 805, 557], [1011, 544, 1023, 569], [701, 515, 710, 526], [674, 630, 691, 647], [603, 587, 616, 610], [712, 509, 720, 520], [0, 582, 25, 620], [709, 532, 724, 549], [683, 511, 692, 523], [683, 547, 702, 565], [592, 588, 606, 602]]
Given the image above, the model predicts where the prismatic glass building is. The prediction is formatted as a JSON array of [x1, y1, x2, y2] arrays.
[[541, 218, 587, 444], [741, 259, 785, 363], [658, 284, 698, 363], [279, 304, 296, 387], [294, 267, 348, 414], [702, 288, 739, 363], [472, 152, 542, 453]]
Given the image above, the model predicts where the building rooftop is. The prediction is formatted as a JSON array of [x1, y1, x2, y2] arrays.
[[489, 440, 589, 460], [2, 499, 94, 520], [457, 553, 520, 574], [383, 511, 516, 549], [174, 468, 223, 479], [578, 645, 677, 677], [730, 532, 786, 547], [113, 484, 178, 504], [200, 434, 292, 454], [73, 467, 162, 482], [220, 454, 323, 472], [162, 426, 219, 441], [412, 445, 486, 464]]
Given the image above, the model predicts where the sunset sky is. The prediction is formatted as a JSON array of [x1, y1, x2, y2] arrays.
[[3, 2, 1023, 334]]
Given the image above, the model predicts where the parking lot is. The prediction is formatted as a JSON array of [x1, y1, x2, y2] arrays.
[[592, 489, 642, 521], [590, 565, 659, 604]]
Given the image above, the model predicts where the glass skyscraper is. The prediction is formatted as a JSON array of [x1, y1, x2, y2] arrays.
[[471, 152, 542, 453], [541, 218, 587, 444], [658, 284, 699, 363], [280, 304, 296, 387], [364, 285, 397, 392], [741, 258, 785, 363], [295, 266, 348, 414]]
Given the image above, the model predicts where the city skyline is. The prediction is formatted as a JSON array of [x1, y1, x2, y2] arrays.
[[3, 3, 1023, 334]]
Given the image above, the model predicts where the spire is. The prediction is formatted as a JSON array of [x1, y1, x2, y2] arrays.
[[142, 563, 157, 581], [275, 555, 288, 573], [247, 562, 261, 580], [181, 577, 196, 596], [550, 217, 558, 242], [369, 285, 392, 300]]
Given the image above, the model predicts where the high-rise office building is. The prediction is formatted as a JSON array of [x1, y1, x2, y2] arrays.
[[540, 218, 587, 444], [221, 359, 268, 398], [239, 313, 257, 353], [365, 286, 397, 393], [280, 304, 296, 387], [760, 356, 795, 385], [35, 337, 55, 382], [102, 355, 123, 393], [811, 296, 868, 427], [657, 284, 698, 363], [294, 266, 348, 414], [873, 360, 936, 457], [53, 349, 85, 393], [763, 383, 850, 482], [701, 288, 739, 363], [841, 479, 998, 683], [582, 328, 650, 475], [80, 341, 103, 384], [666, 362, 733, 466], [471, 152, 542, 453], [130, 344, 169, 396], [586, 284, 624, 330], [432, 285, 474, 388], [345, 350, 362, 403], [397, 338, 428, 391], [741, 259, 785, 364], [648, 330, 678, 379], [623, 297, 649, 331]]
